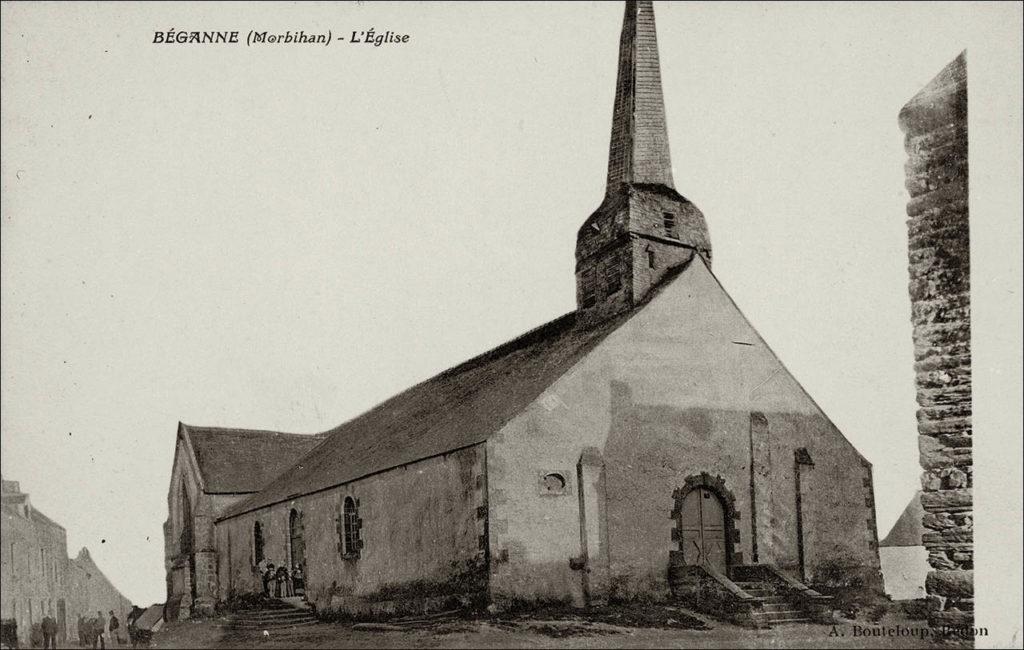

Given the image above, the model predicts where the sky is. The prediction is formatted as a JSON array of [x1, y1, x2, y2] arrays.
[[1, 0, 1021, 629]]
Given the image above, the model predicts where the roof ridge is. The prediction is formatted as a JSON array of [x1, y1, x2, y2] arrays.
[[181, 423, 326, 438]]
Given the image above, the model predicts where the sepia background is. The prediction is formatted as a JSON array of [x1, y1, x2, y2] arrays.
[[2, 1, 1021, 646]]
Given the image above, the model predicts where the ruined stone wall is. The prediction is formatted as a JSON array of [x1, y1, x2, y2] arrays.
[[215, 445, 487, 614], [898, 52, 972, 629], [487, 260, 879, 605]]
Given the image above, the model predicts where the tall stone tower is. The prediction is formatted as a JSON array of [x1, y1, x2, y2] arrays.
[[899, 52, 973, 632], [576, 0, 711, 324]]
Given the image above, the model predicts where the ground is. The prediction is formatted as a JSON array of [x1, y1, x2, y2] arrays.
[[146, 610, 941, 649]]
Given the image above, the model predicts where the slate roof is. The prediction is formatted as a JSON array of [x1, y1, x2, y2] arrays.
[[134, 604, 164, 631], [181, 425, 327, 494], [0, 494, 65, 531], [218, 293, 654, 520], [29, 506, 65, 531], [880, 491, 925, 547]]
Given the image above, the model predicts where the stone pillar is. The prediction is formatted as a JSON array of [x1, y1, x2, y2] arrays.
[[899, 52, 973, 632], [191, 504, 219, 616], [192, 550, 218, 616], [577, 447, 609, 605]]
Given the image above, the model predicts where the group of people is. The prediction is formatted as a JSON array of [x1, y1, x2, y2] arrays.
[[256, 559, 305, 598], [23, 612, 114, 649], [74, 610, 120, 649]]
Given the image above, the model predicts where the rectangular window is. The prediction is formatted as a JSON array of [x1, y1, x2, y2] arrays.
[[663, 212, 678, 239], [604, 256, 622, 296], [580, 268, 596, 308]]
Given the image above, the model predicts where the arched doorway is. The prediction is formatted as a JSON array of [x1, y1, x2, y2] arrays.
[[288, 509, 305, 572], [677, 486, 728, 574], [253, 521, 264, 564]]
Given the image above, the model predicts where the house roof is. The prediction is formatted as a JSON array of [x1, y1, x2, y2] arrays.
[[29, 506, 65, 531], [216, 269, 664, 520], [0, 494, 65, 532], [880, 491, 925, 547], [134, 604, 164, 631], [180, 425, 327, 494]]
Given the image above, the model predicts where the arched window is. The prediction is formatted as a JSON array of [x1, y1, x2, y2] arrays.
[[288, 509, 305, 569], [179, 481, 193, 554], [252, 521, 264, 564], [338, 497, 362, 559]]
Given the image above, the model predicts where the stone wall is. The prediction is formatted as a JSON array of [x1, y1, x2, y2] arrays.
[[0, 501, 70, 645], [163, 438, 221, 618], [215, 445, 487, 615], [575, 186, 710, 326], [898, 52, 972, 630]]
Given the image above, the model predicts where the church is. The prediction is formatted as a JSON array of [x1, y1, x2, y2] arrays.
[[164, 1, 880, 624]]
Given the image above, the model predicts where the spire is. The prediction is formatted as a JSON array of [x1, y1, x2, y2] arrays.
[[575, 0, 710, 325], [606, 0, 674, 192]]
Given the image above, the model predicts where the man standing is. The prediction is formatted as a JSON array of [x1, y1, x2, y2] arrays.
[[41, 614, 57, 649], [262, 562, 275, 597], [95, 611, 107, 649], [108, 611, 121, 646]]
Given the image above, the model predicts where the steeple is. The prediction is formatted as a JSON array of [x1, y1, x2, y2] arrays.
[[607, 0, 674, 191], [575, 0, 711, 325]]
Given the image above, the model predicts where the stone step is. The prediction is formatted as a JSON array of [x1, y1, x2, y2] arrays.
[[761, 602, 799, 613], [230, 619, 319, 630], [391, 609, 464, 626], [234, 609, 315, 620], [232, 619, 319, 628], [762, 616, 811, 625], [754, 611, 810, 624], [233, 617, 318, 625], [230, 607, 319, 627], [757, 609, 804, 617]]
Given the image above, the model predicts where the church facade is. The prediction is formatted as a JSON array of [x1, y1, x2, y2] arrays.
[[165, 0, 880, 620]]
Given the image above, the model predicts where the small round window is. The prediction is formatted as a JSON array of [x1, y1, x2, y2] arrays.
[[542, 473, 566, 493]]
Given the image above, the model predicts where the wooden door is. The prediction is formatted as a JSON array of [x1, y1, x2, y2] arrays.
[[678, 487, 728, 573]]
